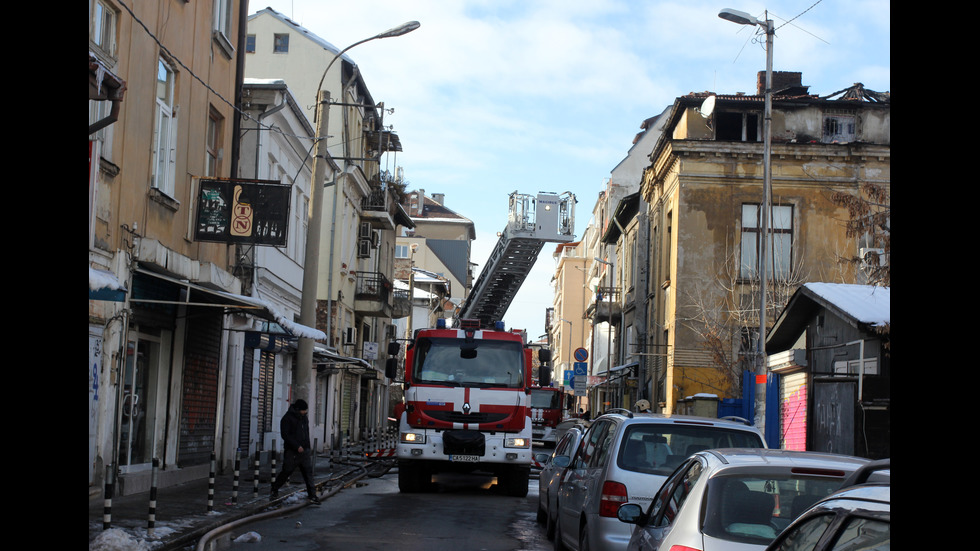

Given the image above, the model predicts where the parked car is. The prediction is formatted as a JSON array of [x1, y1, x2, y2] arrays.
[[537, 423, 589, 540], [553, 410, 766, 551], [764, 459, 889, 551], [616, 449, 884, 551]]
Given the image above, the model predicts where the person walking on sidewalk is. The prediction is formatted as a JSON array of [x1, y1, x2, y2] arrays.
[[270, 399, 321, 505]]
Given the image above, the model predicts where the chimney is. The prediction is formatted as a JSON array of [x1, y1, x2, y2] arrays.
[[757, 71, 803, 95], [432, 193, 445, 206]]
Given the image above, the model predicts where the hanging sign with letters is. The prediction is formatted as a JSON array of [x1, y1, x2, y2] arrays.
[[194, 178, 291, 246]]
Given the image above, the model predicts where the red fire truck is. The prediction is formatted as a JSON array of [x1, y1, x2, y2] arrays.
[[394, 318, 534, 496], [529, 386, 564, 448]]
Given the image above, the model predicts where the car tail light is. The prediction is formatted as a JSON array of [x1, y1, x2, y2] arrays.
[[667, 546, 702, 551], [599, 480, 629, 517]]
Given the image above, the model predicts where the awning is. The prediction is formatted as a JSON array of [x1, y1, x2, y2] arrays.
[[131, 268, 326, 340], [89, 267, 128, 302], [313, 345, 371, 370]]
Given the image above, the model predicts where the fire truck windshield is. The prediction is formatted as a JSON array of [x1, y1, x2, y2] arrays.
[[530, 389, 562, 409], [414, 337, 524, 388]]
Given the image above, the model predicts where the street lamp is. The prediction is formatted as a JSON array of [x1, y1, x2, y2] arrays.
[[296, 21, 421, 409], [719, 8, 773, 436], [558, 317, 573, 375]]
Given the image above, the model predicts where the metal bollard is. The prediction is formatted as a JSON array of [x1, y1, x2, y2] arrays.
[[271, 439, 277, 480], [232, 450, 240, 505], [103, 464, 114, 530], [148, 458, 158, 538], [207, 452, 216, 512], [253, 448, 261, 496], [312, 438, 318, 478]]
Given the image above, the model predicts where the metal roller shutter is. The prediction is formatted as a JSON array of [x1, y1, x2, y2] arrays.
[[178, 310, 222, 466]]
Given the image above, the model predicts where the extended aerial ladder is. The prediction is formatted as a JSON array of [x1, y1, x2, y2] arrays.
[[456, 191, 576, 329]]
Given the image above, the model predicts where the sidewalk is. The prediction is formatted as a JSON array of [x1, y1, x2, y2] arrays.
[[88, 453, 384, 551]]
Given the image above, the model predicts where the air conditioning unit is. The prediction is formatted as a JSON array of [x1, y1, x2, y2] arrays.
[[342, 327, 357, 345], [859, 247, 886, 268], [359, 221, 372, 240], [357, 239, 371, 258]]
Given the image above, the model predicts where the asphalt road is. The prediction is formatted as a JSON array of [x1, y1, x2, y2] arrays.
[[207, 469, 552, 550]]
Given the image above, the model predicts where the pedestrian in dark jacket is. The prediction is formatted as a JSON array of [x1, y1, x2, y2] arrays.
[[270, 399, 320, 504]]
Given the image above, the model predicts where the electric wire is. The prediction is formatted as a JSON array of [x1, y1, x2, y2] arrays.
[[113, 0, 398, 154]]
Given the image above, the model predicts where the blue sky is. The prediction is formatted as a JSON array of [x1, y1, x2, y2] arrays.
[[251, 0, 890, 340]]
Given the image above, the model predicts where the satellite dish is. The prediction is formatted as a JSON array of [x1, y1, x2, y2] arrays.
[[699, 95, 716, 118]]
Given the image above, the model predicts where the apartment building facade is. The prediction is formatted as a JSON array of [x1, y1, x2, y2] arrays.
[[641, 74, 890, 414], [245, 7, 409, 449]]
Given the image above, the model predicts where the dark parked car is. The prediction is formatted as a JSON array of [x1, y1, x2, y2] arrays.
[[536, 423, 588, 540], [764, 458, 890, 551]]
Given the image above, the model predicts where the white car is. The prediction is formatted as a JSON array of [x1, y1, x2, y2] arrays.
[[553, 410, 766, 551], [537, 423, 588, 540], [617, 449, 884, 551]]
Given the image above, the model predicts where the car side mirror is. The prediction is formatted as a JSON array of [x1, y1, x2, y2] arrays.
[[617, 503, 643, 524], [552, 455, 570, 468]]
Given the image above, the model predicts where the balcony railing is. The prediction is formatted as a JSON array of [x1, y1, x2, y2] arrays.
[[588, 286, 622, 324], [362, 186, 388, 212], [355, 271, 392, 303]]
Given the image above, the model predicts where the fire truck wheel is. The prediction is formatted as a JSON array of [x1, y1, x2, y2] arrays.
[[502, 466, 529, 497], [398, 462, 422, 493]]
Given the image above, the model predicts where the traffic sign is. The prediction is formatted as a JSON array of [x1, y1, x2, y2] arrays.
[[573, 347, 588, 362], [573, 362, 587, 396]]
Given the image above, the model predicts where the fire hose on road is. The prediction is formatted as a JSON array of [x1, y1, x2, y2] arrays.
[[193, 458, 393, 551]]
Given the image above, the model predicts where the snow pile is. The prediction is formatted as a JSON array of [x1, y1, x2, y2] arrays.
[[234, 531, 263, 543], [804, 283, 889, 326], [89, 267, 125, 291], [89, 528, 152, 551]]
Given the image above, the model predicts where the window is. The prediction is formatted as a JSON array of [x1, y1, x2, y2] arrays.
[[213, 0, 232, 37], [830, 517, 889, 550], [151, 58, 177, 196], [205, 108, 223, 177], [703, 475, 845, 546], [650, 459, 704, 528], [575, 421, 611, 469], [770, 514, 834, 550], [395, 244, 410, 258], [740, 204, 793, 280], [716, 111, 760, 142], [274, 33, 289, 53], [245, 34, 256, 53], [91, 0, 117, 58], [823, 112, 856, 143]]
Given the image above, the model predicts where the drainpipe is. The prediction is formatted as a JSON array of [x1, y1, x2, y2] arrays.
[[255, 97, 288, 179], [229, 0, 248, 179]]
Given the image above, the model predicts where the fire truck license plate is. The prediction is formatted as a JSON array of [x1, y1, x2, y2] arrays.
[[450, 454, 479, 462]]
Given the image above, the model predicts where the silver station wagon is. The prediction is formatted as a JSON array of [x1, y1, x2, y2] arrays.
[[553, 410, 766, 551]]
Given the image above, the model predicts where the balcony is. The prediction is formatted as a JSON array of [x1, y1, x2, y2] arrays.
[[391, 287, 411, 319], [586, 286, 622, 324], [354, 271, 393, 317]]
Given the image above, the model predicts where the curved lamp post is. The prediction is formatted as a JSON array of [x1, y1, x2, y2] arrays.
[[719, 8, 773, 436], [297, 21, 420, 409]]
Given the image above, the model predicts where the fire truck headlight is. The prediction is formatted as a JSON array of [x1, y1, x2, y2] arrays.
[[400, 432, 425, 444], [504, 437, 529, 448]]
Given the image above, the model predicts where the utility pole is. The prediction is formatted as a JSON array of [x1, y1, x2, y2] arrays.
[[296, 90, 331, 409]]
